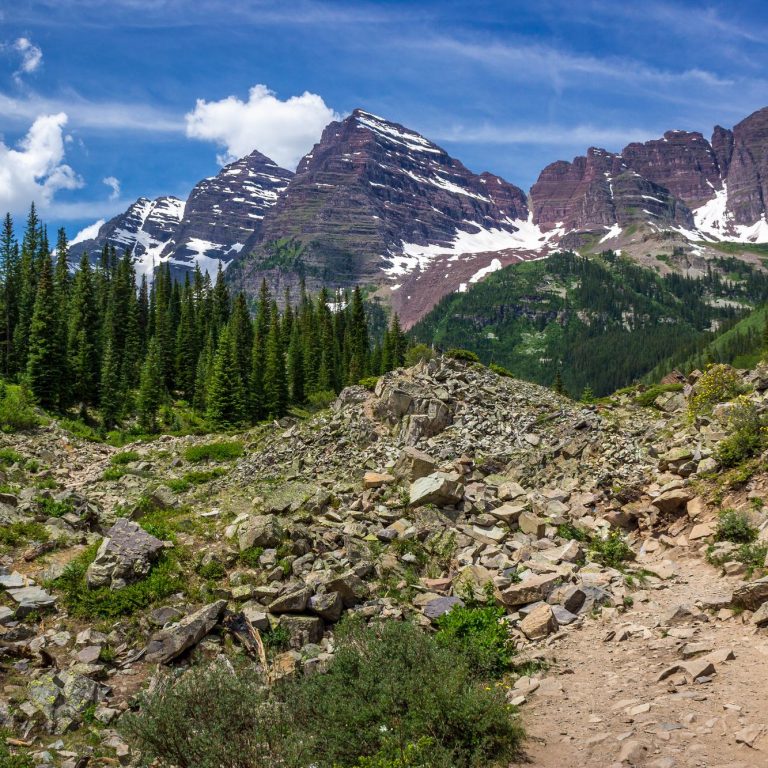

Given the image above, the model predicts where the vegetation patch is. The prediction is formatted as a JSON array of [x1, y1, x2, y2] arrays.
[[166, 468, 227, 493], [714, 508, 758, 544], [111, 450, 141, 465], [688, 364, 744, 419], [183, 440, 244, 463], [588, 530, 634, 569], [634, 382, 683, 408], [0, 521, 49, 549]]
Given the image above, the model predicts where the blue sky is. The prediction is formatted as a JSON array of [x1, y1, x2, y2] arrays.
[[1, 0, 767, 237]]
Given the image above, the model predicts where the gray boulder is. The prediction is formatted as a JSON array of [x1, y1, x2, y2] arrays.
[[409, 472, 463, 507], [145, 600, 227, 663]]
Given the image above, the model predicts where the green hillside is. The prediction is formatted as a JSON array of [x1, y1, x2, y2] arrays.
[[411, 251, 768, 397]]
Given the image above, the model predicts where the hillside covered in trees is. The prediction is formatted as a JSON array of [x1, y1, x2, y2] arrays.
[[411, 251, 768, 396], [0, 206, 408, 434]]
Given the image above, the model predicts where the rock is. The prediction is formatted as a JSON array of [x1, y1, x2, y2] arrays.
[[7, 585, 56, 615], [86, 518, 167, 589], [734, 723, 766, 748], [323, 571, 369, 607], [657, 659, 716, 683], [498, 481, 526, 501], [489, 503, 525, 525], [518, 511, 547, 537], [689, 522, 715, 540], [422, 596, 464, 621], [241, 604, 270, 631], [145, 600, 227, 663], [362, 471, 395, 489], [277, 615, 324, 648], [732, 576, 768, 611], [499, 573, 560, 608], [308, 592, 343, 622], [520, 603, 558, 639], [269, 586, 311, 614], [551, 605, 579, 625], [752, 602, 768, 627], [393, 447, 437, 481], [652, 488, 693, 514], [238, 514, 283, 551], [409, 472, 463, 507]]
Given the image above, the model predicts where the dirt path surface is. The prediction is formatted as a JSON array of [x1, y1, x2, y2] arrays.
[[515, 552, 768, 768]]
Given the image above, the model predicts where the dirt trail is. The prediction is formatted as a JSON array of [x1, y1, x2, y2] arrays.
[[515, 552, 768, 768]]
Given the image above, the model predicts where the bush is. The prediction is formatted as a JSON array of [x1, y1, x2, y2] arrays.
[[689, 364, 743, 418], [715, 508, 758, 543], [36, 496, 74, 518], [715, 397, 766, 468], [111, 450, 141, 465], [166, 468, 226, 493], [435, 604, 515, 677], [0, 385, 42, 432], [634, 383, 684, 408], [287, 619, 521, 767], [446, 348, 480, 364], [0, 734, 34, 768], [183, 440, 243, 463], [0, 447, 23, 466], [0, 521, 49, 548], [52, 545, 183, 618], [121, 620, 522, 768], [121, 660, 294, 768], [489, 363, 514, 378], [588, 530, 634, 568], [306, 389, 337, 411], [404, 344, 433, 367], [358, 376, 380, 391]]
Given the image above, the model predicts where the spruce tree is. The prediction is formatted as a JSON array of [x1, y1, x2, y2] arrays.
[[0, 213, 17, 375], [100, 338, 121, 429], [287, 321, 305, 404], [207, 326, 246, 427], [264, 312, 287, 418], [25, 250, 61, 409], [138, 337, 165, 432], [67, 255, 101, 406]]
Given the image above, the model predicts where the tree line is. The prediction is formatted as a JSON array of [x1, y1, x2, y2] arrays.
[[0, 205, 409, 431]]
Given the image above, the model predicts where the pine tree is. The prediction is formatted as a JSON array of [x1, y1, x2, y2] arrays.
[[250, 280, 271, 420], [264, 312, 287, 418], [100, 338, 121, 429], [12, 204, 40, 374], [287, 321, 305, 404], [229, 293, 253, 388], [25, 250, 61, 409], [138, 337, 165, 432], [207, 326, 246, 427], [553, 369, 565, 395], [67, 254, 101, 406], [175, 281, 197, 400], [0, 213, 17, 375]]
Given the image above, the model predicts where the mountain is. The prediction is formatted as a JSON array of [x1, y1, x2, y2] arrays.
[[232, 109, 546, 325], [70, 106, 768, 325], [69, 150, 293, 278]]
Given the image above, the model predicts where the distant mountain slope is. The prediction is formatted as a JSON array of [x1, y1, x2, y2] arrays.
[[410, 252, 768, 396]]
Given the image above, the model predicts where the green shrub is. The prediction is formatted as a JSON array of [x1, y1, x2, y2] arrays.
[[262, 624, 291, 651], [0, 733, 34, 768], [36, 496, 75, 518], [58, 418, 103, 442], [0, 447, 23, 466], [197, 560, 227, 580], [52, 545, 182, 619], [184, 440, 244, 463], [102, 467, 126, 481], [489, 363, 514, 378], [358, 376, 379, 391], [715, 397, 766, 468], [404, 344, 433, 367], [287, 618, 522, 767], [306, 389, 337, 411], [121, 620, 522, 768], [556, 522, 589, 542], [0, 385, 42, 432], [588, 530, 634, 568], [111, 450, 141, 466], [446, 348, 480, 364], [689, 364, 743, 419], [167, 468, 226, 493], [238, 546, 264, 568], [0, 521, 49, 548], [634, 383, 684, 408], [435, 604, 515, 677], [715, 508, 758, 543]]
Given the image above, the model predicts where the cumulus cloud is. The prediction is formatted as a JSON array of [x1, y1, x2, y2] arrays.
[[14, 38, 43, 75], [102, 175, 121, 199], [0, 113, 82, 215], [185, 84, 340, 169]]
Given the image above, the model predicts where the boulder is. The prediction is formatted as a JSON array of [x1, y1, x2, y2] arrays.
[[518, 511, 547, 538], [86, 518, 167, 589], [409, 472, 463, 507], [393, 447, 438, 481], [308, 592, 343, 622], [238, 514, 283, 551], [269, 586, 311, 615], [277, 615, 324, 649], [732, 576, 768, 611], [423, 596, 464, 621], [145, 600, 227, 663], [520, 604, 558, 640], [323, 571, 369, 607], [362, 471, 395, 489], [499, 573, 560, 608], [651, 488, 693, 515]]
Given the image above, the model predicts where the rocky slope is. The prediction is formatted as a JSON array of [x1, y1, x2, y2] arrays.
[[2, 356, 768, 765]]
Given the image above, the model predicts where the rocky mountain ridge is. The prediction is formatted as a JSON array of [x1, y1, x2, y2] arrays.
[[69, 106, 768, 324]]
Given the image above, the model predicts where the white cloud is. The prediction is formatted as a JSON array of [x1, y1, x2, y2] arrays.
[[185, 84, 340, 169], [0, 113, 82, 215], [102, 175, 120, 199], [13, 37, 43, 76]]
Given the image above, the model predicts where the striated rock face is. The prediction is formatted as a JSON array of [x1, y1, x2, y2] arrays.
[[531, 147, 693, 232], [621, 130, 722, 208], [70, 196, 185, 278], [169, 150, 293, 269], [725, 107, 768, 225], [711, 125, 734, 178], [252, 109, 529, 286], [69, 152, 292, 279]]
